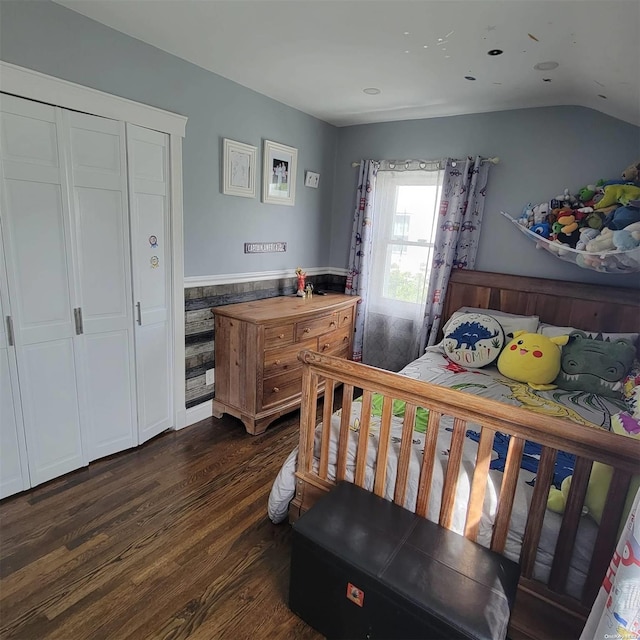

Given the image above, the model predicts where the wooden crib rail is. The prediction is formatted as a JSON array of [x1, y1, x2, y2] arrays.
[[292, 349, 640, 637]]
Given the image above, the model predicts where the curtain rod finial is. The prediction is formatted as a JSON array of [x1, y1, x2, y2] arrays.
[[488, 156, 500, 165], [351, 161, 360, 168]]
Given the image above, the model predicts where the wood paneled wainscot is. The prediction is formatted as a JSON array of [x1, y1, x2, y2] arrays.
[[212, 294, 358, 435]]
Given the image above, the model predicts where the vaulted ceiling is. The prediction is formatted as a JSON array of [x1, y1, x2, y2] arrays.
[[55, 0, 640, 127]]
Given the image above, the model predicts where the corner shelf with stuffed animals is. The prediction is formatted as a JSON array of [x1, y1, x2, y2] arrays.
[[503, 160, 640, 274]]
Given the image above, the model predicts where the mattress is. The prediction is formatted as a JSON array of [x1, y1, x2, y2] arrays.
[[268, 347, 627, 597]]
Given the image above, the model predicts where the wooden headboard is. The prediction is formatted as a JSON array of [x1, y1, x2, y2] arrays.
[[442, 270, 640, 334]]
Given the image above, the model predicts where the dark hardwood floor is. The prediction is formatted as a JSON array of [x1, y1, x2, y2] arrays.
[[0, 412, 323, 640]]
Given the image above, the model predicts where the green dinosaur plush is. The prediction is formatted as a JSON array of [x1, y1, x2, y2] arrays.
[[554, 331, 635, 398], [594, 184, 640, 210]]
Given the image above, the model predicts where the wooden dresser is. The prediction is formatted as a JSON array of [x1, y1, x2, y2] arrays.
[[212, 293, 358, 435]]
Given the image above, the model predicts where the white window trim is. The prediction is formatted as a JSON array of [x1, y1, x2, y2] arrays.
[[0, 61, 188, 430]]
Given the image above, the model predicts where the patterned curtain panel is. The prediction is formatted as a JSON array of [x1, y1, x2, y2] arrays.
[[421, 156, 490, 349], [345, 160, 378, 362]]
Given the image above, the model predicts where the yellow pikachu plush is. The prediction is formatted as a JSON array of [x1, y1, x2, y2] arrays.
[[497, 331, 569, 390]]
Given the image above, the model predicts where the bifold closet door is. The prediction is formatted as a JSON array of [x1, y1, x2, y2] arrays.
[[0, 94, 84, 485], [64, 110, 137, 461], [127, 124, 173, 443], [0, 226, 30, 498]]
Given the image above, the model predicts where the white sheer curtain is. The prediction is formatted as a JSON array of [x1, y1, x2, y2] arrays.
[[362, 161, 443, 371]]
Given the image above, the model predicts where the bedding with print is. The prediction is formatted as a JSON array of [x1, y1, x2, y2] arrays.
[[268, 345, 627, 597]]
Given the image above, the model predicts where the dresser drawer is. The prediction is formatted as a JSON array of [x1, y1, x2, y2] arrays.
[[295, 313, 338, 341], [318, 326, 352, 355], [264, 338, 316, 376], [262, 369, 303, 408], [338, 306, 354, 328], [265, 323, 294, 348]]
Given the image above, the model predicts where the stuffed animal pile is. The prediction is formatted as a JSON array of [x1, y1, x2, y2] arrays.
[[516, 160, 640, 268]]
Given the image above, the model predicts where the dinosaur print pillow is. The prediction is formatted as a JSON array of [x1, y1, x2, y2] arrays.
[[555, 331, 636, 398], [442, 313, 505, 368]]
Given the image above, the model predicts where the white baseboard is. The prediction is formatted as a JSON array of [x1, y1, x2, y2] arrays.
[[183, 400, 213, 428]]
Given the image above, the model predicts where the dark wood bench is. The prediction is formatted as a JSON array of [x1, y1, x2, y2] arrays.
[[289, 482, 520, 640]]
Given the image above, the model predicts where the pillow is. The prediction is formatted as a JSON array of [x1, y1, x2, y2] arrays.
[[539, 323, 639, 347], [555, 331, 636, 398], [621, 362, 640, 419], [445, 307, 539, 338], [442, 313, 504, 368]]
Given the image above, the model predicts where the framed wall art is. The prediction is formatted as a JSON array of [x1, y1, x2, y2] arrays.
[[262, 140, 297, 206], [222, 138, 257, 198], [304, 170, 320, 188]]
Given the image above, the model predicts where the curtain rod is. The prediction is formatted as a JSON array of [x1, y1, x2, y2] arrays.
[[350, 156, 499, 168]]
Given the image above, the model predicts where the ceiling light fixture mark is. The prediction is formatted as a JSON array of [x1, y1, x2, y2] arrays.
[[534, 61, 559, 71], [423, 45, 429, 49], [488, 49, 503, 56], [465, 76, 476, 81], [403, 31, 410, 36], [598, 94, 608, 99], [445, 30, 455, 38], [363, 88, 381, 95], [528, 33, 540, 42], [543, 78, 552, 82]]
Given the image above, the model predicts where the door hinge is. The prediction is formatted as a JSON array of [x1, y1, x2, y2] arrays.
[[74, 308, 84, 335], [136, 301, 142, 325]]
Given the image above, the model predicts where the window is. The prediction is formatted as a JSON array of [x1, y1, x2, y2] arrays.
[[369, 170, 442, 318]]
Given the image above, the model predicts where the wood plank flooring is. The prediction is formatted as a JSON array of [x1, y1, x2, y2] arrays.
[[0, 412, 323, 640]]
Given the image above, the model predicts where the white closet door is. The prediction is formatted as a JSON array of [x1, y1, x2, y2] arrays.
[[127, 124, 173, 443], [0, 94, 84, 485], [0, 226, 30, 498], [63, 111, 137, 461]]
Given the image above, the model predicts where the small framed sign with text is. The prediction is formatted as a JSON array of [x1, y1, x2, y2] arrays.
[[244, 242, 287, 254]]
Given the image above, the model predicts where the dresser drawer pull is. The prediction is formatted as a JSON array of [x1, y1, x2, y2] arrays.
[[343, 315, 350, 322], [330, 321, 336, 327], [272, 386, 280, 392], [279, 333, 285, 339], [343, 336, 349, 342], [274, 359, 281, 365], [322, 343, 330, 351], [303, 327, 311, 333]]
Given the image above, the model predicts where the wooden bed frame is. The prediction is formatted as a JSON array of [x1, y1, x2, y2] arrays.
[[289, 270, 640, 640]]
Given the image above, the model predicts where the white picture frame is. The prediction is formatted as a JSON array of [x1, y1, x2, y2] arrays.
[[262, 140, 297, 206], [304, 170, 320, 188], [222, 138, 257, 198]]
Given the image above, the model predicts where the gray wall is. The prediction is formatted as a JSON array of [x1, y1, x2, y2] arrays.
[[331, 108, 640, 288], [3, 1, 639, 289], [0, 0, 338, 277]]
